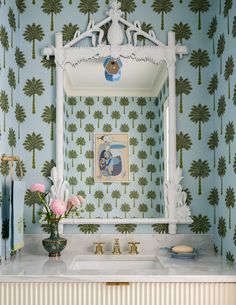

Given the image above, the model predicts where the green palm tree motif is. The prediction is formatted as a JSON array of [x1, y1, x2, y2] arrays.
[[137, 124, 147, 141], [217, 95, 226, 134], [103, 182, 111, 194], [120, 203, 130, 218], [85, 123, 94, 141], [189, 104, 210, 140], [224, 56, 234, 99], [41, 105, 56, 141], [0, 90, 9, 132], [85, 177, 94, 194], [85, 203, 95, 219], [8, 68, 16, 107], [111, 190, 121, 208], [146, 138, 156, 155], [147, 190, 156, 208], [120, 124, 129, 133], [225, 121, 235, 164], [102, 97, 112, 114], [119, 97, 129, 114], [1, 219, 9, 260], [115, 224, 137, 234], [138, 150, 147, 168], [103, 203, 112, 218], [78, 224, 100, 234], [67, 97, 77, 115], [130, 164, 138, 181], [76, 163, 86, 181], [137, 22, 153, 46], [128, 111, 138, 128], [8, 128, 16, 155], [233, 226, 236, 246], [15, 47, 26, 83], [129, 190, 139, 208], [138, 203, 148, 218], [41, 0, 63, 31], [25, 189, 41, 223], [233, 154, 236, 174], [16, 0, 26, 28], [23, 78, 44, 114], [0, 25, 9, 68], [176, 76, 192, 113], [218, 217, 227, 256], [223, 0, 232, 34], [41, 159, 56, 178], [226, 251, 234, 263], [172, 22, 192, 44], [78, 0, 99, 23], [233, 16, 236, 37], [85, 150, 94, 167], [94, 111, 103, 128], [189, 159, 210, 195], [68, 123, 77, 141], [8, 7, 16, 47], [121, 182, 129, 195], [41, 56, 56, 86], [146, 111, 156, 128], [137, 97, 146, 115], [225, 186, 235, 229], [217, 34, 225, 74], [152, 224, 168, 233], [111, 111, 121, 128], [103, 123, 112, 132], [207, 73, 218, 110], [152, 0, 173, 30], [176, 132, 192, 168], [217, 156, 226, 195], [94, 190, 104, 207], [15, 160, 26, 178], [68, 150, 77, 167], [62, 23, 79, 43], [190, 214, 211, 234], [32, 0, 36, 4], [76, 111, 85, 128], [208, 187, 219, 224], [189, 49, 210, 85], [0, 160, 9, 195], [233, 84, 236, 105], [129, 137, 138, 155], [146, 164, 156, 181], [23, 23, 44, 59], [84, 97, 94, 114], [23, 132, 45, 169], [189, 0, 210, 30], [207, 131, 219, 167], [183, 188, 193, 206], [207, 16, 217, 54], [120, 0, 136, 20], [76, 137, 86, 154], [138, 177, 148, 194], [68, 176, 78, 193]]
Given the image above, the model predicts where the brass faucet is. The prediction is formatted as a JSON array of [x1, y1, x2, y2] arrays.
[[94, 242, 105, 255], [112, 239, 121, 255], [128, 242, 140, 255]]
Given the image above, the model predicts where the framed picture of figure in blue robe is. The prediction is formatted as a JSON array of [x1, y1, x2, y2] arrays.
[[94, 133, 129, 182]]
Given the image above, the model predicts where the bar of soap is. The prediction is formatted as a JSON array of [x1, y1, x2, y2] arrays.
[[171, 245, 193, 254]]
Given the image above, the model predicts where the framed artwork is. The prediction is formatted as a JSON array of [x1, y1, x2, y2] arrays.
[[94, 133, 129, 182]]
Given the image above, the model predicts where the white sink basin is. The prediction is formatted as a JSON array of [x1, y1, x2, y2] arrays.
[[70, 255, 162, 271]]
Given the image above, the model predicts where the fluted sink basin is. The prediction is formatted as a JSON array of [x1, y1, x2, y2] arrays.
[[70, 255, 162, 271]]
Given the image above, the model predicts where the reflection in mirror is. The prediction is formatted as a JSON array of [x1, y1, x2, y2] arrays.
[[64, 63, 168, 220]]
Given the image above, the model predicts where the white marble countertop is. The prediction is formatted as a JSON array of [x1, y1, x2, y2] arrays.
[[0, 234, 236, 283]]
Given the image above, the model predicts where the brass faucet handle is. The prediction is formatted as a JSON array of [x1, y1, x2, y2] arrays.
[[128, 242, 140, 255], [94, 242, 105, 255]]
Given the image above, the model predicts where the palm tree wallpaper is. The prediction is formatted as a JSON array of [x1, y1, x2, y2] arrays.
[[0, 0, 236, 261]]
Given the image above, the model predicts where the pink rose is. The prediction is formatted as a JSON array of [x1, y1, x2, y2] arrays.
[[67, 195, 84, 210], [50, 199, 66, 216], [77, 195, 84, 206], [30, 183, 46, 193]]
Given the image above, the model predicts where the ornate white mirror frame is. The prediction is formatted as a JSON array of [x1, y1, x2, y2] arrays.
[[42, 0, 191, 234]]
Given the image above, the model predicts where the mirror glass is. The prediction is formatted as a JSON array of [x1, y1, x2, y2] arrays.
[[63, 61, 168, 220]]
